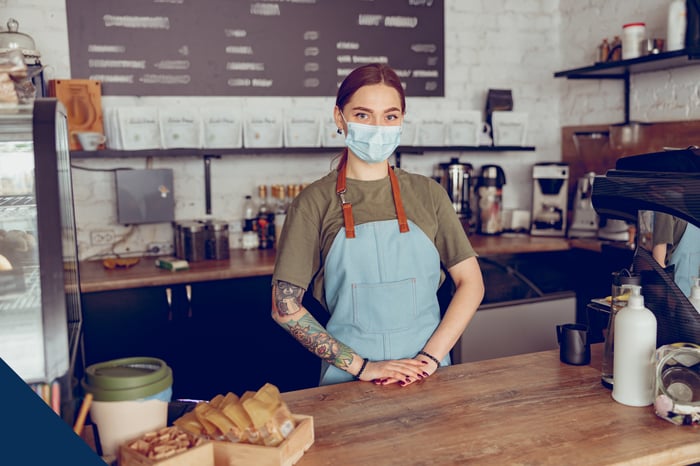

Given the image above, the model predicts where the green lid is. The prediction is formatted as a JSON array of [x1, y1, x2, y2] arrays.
[[82, 357, 173, 402]]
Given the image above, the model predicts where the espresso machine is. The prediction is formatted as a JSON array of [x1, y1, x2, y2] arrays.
[[530, 162, 569, 236], [568, 171, 599, 238], [591, 147, 700, 347]]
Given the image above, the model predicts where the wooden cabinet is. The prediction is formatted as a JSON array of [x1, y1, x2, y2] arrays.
[[81, 275, 320, 400]]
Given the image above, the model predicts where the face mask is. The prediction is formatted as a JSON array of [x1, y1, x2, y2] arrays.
[[340, 113, 402, 164]]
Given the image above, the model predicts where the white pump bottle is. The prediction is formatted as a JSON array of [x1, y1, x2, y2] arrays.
[[612, 284, 657, 406]]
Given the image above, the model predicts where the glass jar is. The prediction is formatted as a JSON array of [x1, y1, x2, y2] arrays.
[[601, 269, 642, 389]]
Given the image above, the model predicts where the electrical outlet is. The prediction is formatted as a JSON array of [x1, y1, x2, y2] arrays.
[[146, 242, 174, 256], [90, 230, 115, 246]]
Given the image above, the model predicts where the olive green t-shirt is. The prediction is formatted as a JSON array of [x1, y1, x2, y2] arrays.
[[653, 212, 688, 265], [272, 167, 477, 311]]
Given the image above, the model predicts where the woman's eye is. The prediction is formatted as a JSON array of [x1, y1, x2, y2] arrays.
[[354, 112, 369, 120]]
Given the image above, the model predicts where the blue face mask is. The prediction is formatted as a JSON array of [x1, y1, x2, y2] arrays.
[[341, 114, 402, 164]]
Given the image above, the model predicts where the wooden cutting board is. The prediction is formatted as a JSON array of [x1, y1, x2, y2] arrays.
[[48, 79, 105, 151]]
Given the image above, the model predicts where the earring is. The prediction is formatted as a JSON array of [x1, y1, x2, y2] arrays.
[[337, 128, 343, 135]]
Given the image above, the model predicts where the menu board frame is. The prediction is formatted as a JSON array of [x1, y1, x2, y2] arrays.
[[66, 0, 444, 97]]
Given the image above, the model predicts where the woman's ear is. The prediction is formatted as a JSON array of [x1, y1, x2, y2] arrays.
[[334, 106, 345, 134]]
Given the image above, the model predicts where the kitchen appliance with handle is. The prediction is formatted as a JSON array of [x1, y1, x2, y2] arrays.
[[530, 162, 569, 237], [436, 157, 474, 229], [591, 148, 700, 347], [569, 171, 599, 238], [476, 164, 506, 235]]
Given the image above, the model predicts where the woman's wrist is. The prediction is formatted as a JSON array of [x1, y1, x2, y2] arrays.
[[354, 358, 369, 380], [417, 350, 441, 368]]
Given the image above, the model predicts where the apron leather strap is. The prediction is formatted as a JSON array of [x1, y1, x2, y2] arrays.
[[336, 152, 409, 238], [389, 166, 410, 233]]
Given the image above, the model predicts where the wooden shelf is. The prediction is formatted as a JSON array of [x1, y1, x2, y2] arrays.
[[70, 145, 536, 159], [554, 49, 700, 125], [553, 49, 698, 80]]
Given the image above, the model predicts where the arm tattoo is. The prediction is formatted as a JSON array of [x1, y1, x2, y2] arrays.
[[274, 280, 304, 317], [273, 281, 354, 369], [284, 314, 355, 370]]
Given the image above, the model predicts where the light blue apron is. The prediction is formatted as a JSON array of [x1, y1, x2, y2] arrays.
[[319, 160, 449, 385], [670, 222, 700, 296]]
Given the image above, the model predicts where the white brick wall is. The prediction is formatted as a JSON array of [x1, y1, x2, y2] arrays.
[[4, 0, 697, 259]]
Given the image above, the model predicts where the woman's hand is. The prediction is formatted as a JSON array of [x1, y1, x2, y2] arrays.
[[358, 358, 435, 386]]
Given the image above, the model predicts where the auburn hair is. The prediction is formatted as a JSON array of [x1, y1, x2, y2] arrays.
[[335, 63, 406, 113]]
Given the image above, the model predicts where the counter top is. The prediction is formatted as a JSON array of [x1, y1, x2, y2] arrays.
[[281, 344, 700, 466], [79, 235, 604, 293]]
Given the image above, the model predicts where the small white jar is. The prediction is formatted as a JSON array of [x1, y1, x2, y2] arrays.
[[622, 22, 646, 59]]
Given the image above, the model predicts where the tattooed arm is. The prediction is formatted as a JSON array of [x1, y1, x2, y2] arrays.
[[271, 280, 363, 376]]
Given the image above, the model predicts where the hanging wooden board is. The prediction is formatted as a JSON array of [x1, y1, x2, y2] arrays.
[[48, 79, 105, 151]]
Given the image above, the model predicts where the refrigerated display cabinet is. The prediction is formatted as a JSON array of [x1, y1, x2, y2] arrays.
[[0, 99, 81, 416]]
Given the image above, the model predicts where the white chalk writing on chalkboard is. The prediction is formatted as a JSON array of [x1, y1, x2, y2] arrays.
[[66, 0, 444, 97]]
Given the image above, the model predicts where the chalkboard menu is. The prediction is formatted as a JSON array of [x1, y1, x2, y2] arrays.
[[66, 0, 444, 97]]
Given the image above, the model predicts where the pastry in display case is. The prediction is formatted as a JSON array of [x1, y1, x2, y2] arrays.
[[0, 98, 82, 422]]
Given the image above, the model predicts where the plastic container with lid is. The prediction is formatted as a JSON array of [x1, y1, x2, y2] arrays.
[[82, 357, 173, 456], [667, 0, 688, 52], [622, 22, 646, 59]]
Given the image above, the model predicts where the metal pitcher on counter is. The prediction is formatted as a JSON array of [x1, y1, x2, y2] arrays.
[[435, 158, 475, 229]]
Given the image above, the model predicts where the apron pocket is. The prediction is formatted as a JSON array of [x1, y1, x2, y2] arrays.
[[352, 278, 417, 333]]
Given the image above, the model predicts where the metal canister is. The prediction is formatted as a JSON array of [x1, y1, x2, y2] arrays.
[[437, 157, 474, 221], [173, 221, 184, 259], [205, 219, 230, 260], [178, 220, 206, 262]]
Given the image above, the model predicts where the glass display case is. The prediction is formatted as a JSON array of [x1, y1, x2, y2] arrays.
[[0, 99, 81, 408]]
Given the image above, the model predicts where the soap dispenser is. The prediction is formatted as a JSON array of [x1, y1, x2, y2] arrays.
[[690, 276, 700, 313], [612, 284, 657, 407]]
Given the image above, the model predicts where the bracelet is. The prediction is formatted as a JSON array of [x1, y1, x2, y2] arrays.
[[355, 358, 369, 380], [417, 350, 441, 367]]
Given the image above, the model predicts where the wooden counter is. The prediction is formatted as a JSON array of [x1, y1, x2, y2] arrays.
[[282, 344, 700, 466], [79, 234, 584, 293]]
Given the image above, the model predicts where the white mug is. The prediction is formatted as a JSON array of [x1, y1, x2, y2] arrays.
[[74, 131, 106, 151]]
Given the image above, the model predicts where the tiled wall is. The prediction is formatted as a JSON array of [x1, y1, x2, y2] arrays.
[[4, 0, 698, 260]]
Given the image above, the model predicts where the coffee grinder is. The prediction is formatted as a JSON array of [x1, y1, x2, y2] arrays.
[[568, 171, 599, 238], [530, 162, 569, 236]]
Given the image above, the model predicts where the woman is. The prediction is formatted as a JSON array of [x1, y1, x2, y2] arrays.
[[271, 63, 484, 386], [652, 211, 700, 296]]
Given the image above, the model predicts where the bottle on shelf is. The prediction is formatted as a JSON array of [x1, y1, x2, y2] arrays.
[[242, 195, 256, 232], [272, 184, 287, 247], [612, 284, 657, 407], [609, 35, 622, 61], [598, 38, 611, 62], [667, 0, 688, 52], [256, 185, 275, 250]]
